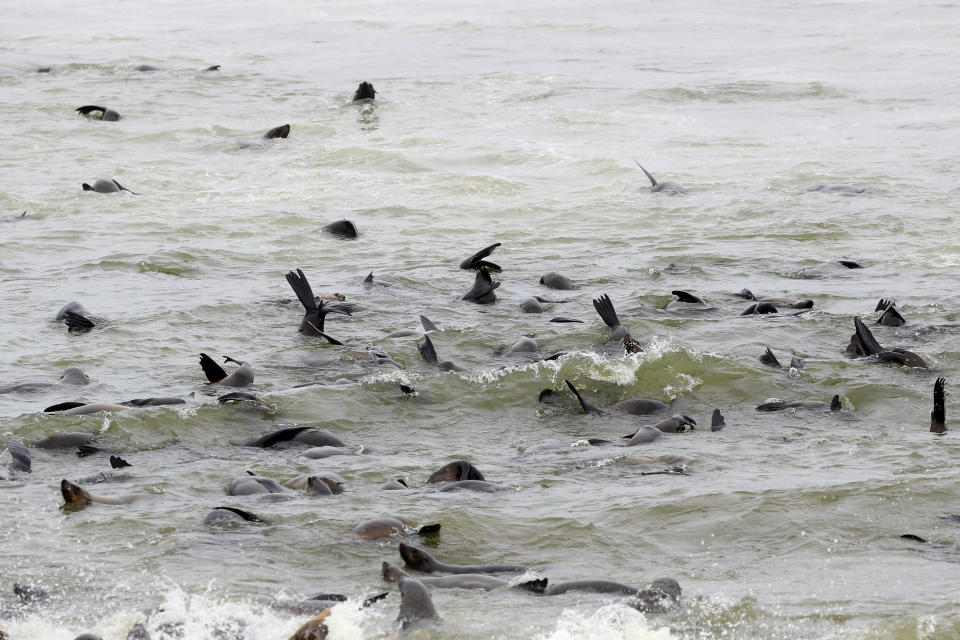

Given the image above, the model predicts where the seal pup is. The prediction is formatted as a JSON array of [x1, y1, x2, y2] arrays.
[[399, 542, 527, 574], [665, 291, 713, 312], [736, 289, 813, 309], [285, 269, 348, 337], [460, 242, 501, 271], [76, 105, 121, 121], [321, 220, 358, 239], [199, 353, 253, 386], [348, 518, 440, 540], [82, 178, 137, 194], [264, 124, 290, 139], [0, 366, 89, 394], [931, 377, 946, 434], [876, 299, 906, 327], [203, 507, 268, 528], [592, 293, 631, 341], [382, 561, 546, 593], [635, 159, 685, 194], [540, 272, 575, 290], [418, 334, 464, 371], [397, 577, 440, 629], [847, 317, 928, 368], [353, 81, 376, 102], [565, 379, 669, 416], [60, 479, 146, 505], [427, 460, 484, 483], [460, 267, 500, 304], [711, 409, 725, 431], [759, 347, 805, 371], [756, 395, 841, 412]]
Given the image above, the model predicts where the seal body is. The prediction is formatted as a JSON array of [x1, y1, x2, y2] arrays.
[[540, 272, 575, 290], [399, 542, 527, 574]]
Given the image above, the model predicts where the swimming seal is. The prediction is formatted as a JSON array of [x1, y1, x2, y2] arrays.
[[506, 336, 539, 354], [285, 269, 350, 337], [0, 366, 89, 394], [399, 542, 527, 574], [876, 299, 906, 327], [592, 294, 631, 341], [348, 518, 440, 540], [665, 291, 714, 312], [227, 474, 286, 496], [321, 220, 358, 239], [635, 159, 686, 194], [565, 379, 669, 416], [353, 82, 377, 102], [741, 302, 778, 315], [418, 334, 464, 371], [627, 577, 682, 613], [427, 460, 484, 483], [119, 396, 187, 407], [43, 402, 128, 415], [397, 577, 440, 629], [847, 317, 928, 368], [203, 507, 268, 527], [459, 242, 501, 271], [32, 432, 95, 448], [82, 178, 137, 194], [931, 377, 946, 433], [199, 353, 253, 386], [756, 395, 840, 412], [76, 105, 121, 121], [382, 561, 546, 593], [284, 473, 346, 494], [264, 124, 290, 139], [711, 409, 725, 431], [520, 297, 544, 313], [759, 347, 805, 371], [242, 426, 344, 448], [736, 289, 813, 310], [460, 267, 500, 304], [540, 272, 575, 290], [797, 259, 864, 278], [60, 479, 146, 505]]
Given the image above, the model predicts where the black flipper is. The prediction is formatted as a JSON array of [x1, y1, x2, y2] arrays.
[[362, 592, 389, 607], [417, 524, 441, 536], [213, 506, 267, 523], [44, 401, 87, 412], [76, 105, 106, 116], [592, 294, 621, 329], [853, 317, 884, 356], [564, 379, 602, 414], [830, 395, 841, 411], [460, 267, 500, 301], [76, 444, 100, 457], [63, 310, 95, 332], [671, 290, 703, 304], [538, 389, 557, 403], [901, 534, 927, 543], [459, 242, 501, 270], [199, 353, 227, 383], [634, 159, 659, 188], [710, 409, 725, 431], [837, 260, 863, 269], [588, 438, 617, 446], [549, 317, 583, 323], [420, 315, 439, 332], [875, 299, 894, 312], [756, 401, 788, 412], [256, 426, 313, 448], [263, 124, 290, 139], [82, 183, 94, 191], [418, 334, 439, 365], [759, 348, 782, 370], [878, 305, 906, 327], [399, 384, 416, 395], [112, 179, 137, 195], [110, 455, 131, 469], [285, 269, 318, 314], [364, 272, 374, 283], [6, 439, 31, 473], [931, 377, 946, 433]]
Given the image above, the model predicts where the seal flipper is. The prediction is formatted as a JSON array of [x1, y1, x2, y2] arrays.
[[592, 294, 621, 329], [76, 105, 107, 116], [878, 305, 906, 327], [460, 267, 500, 302], [363, 592, 389, 607], [111, 179, 137, 194], [671, 290, 703, 304], [931, 377, 946, 433], [759, 347, 782, 370], [420, 315, 439, 332], [263, 124, 290, 139], [564, 379, 602, 414], [876, 298, 894, 311], [199, 353, 227, 383], [634, 159, 659, 188], [515, 578, 548, 594], [303, 321, 344, 345], [418, 334, 439, 365], [250, 426, 313, 448], [837, 260, 863, 269], [211, 506, 267, 523], [63, 310, 95, 332], [109, 455, 131, 469], [710, 409, 725, 431], [44, 401, 87, 412], [853, 317, 884, 356], [459, 242, 501, 271], [830, 395, 841, 411], [286, 268, 318, 314], [364, 272, 374, 284]]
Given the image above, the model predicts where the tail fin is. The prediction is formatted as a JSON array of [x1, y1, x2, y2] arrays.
[[199, 353, 227, 383], [830, 395, 841, 411], [418, 335, 438, 364], [420, 315, 439, 332], [285, 268, 317, 313], [63, 310, 95, 332], [759, 347, 782, 370], [931, 377, 946, 433], [875, 298, 894, 311], [592, 294, 621, 328], [634, 159, 658, 188], [853, 317, 884, 355], [459, 242, 501, 270]]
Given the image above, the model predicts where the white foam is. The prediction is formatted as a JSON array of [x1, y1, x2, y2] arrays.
[[537, 603, 674, 640]]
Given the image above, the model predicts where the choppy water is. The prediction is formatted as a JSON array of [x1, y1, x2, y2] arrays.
[[2, 0, 959, 638]]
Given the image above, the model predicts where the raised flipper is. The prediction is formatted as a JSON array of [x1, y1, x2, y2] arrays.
[[459, 242, 502, 271], [63, 310, 95, 332], [286, 268, 318, 314], [853, 317, 884, 356], [634, 159, 659, 188], [830, 395, 841, 411], [303, 320, 344, 345], [877, 304, 905, 327], [876, 298, 894, 311], [592, 294, 621, 329], [931, 377, 946, 433], [460, 267, 500, 302], [199, 353, 227, 383], [564, 379, 602, 414], [759, 348, 782, 370], [420, 315, 439, 332], [248, 426, 314, 448], [711, 409, 725, 431], [214, 506, 268, 523], [671, 290, 703, 304], [263, 124, 290, 139], [111, 179, 137, 194], [44, 401, 87, 412], [110, 455, 131, 469], [418, 334, 438, 365]]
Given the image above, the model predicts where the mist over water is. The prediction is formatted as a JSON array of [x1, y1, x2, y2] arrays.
[[1, 0, 959, 638]]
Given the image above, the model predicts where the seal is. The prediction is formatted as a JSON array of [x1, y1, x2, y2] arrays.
[[353, 82, 376, 102], [540, 272, 575, 290], [459, 242, 501, 271], [418, 334, 464, 371], [427, 460, 484, 483], [287, 608, 332, 640], [242, 426, 344, 448], [565, 379, 669, 416], [931, 377, 946, 434], [592, 294, 631, 341], [4, 439, 31, 473], [199, 353, 254, 386], [756, 395, 841, 412], [711, 409, 725, 431], [635, 159, 686, 194], [741, 302, 778, 315], [60, 479, 146, 505], [399, 542, 528, 574], [759, 347, 805, 371], [119, 396, 187, 407], [649, 414, 695, 434], [0, 366, 89, 394], [285, 268, 350, 337], [76, 105, 121, 121], [541, 580, 644, 596], [506, 336, 539, 354], [665, 291, 714, 312], [627, 577, 682, 613], [284, 473, 346, 494], [382, 561, 546, 593], [203, 506, 268, 528], [736, 289, 813, 310], [321, 220, 358, 239], [348, 518, 440, 540], [397, 577, 440, 630], [264, 124, 290, 139], [82, 178, 137, 194], [847, 317, 928, 368], [520, 297, 544, 313], [460, 267, 500, 304], [227, 474, 286, 496], [32, 431, 95, 449], [876, 299, 906, 327]]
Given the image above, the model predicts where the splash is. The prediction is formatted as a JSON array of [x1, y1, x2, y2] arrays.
[[537, 603, 674, 640]]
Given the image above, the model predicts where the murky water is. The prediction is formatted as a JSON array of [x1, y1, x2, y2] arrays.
[[2, 0, 959, 638]]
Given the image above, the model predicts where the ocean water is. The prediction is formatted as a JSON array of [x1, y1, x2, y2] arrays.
[[1, 0, 959, 638]]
